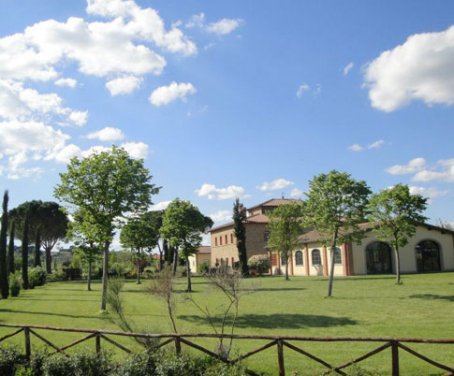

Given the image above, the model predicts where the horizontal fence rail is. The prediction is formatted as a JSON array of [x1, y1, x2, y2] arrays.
[[0, 323, 453, 376]]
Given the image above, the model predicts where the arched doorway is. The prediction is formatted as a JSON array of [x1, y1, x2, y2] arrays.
[[366, 241, 392, 274], [416, 240, 441, 272]]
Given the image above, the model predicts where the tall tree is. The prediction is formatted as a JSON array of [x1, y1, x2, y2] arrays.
[[0, 191, 9, 298], [367, 184, 427, 284], [55, 146, 159, 311], [267, 201, 306, 281], [21, 214, 30, 289], [305, 170, 371, 297], [120, 211, 162, 284], [34, 231, 42, 267], [7, 221, 15, 275], [233, 199, 249, 276], [160, 199, 213, 292]]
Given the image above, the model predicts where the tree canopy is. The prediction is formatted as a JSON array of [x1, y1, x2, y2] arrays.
[[305, 170, 371, 296], [55, 146, 159, 310], [367, 184, 427, 284], [267, 201, 306, 281], [160, 199, 213, 292], [233, 199, 248, 276]]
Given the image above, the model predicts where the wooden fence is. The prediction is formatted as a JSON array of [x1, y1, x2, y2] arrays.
[[0, 323, 453, 375]]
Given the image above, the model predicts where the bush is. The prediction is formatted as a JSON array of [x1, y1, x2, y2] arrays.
[[248, 255, 271, 276], [42, 353, 76, 376], [109, 263, 125, 278], [112, 351, 157, 376], [46, 270, 66, 283], [9, 272, 21, 297], [142, 267, 155, 279], [0, 346, 25, 376], [28, 267, 47, 289], [41, 351, 110, 376], [198, 262, 209, 274]]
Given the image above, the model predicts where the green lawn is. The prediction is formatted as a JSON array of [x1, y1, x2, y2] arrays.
[[1, 273, 453, 375]]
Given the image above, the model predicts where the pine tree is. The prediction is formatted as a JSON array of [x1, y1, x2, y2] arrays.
[[34, 230, 42, 267], [0, 191, 9, 298]]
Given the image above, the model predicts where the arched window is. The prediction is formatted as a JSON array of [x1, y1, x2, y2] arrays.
[[295, 250, 304, 266], [281, 253, 287, 265], [366, 241, 392, 274], [416, 240, 441, 272], [334, 247, 342, 264], [312, 249, 321, 265]]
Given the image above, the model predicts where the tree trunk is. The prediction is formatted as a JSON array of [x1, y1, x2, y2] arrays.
[[172, 248, 178, 276], [87, 259, 92, 291], [44, 246, 52, 274], [101, 241, 110, 311], [284, 252, 290, 281], [136, 249, 141, 284], [157, 242, 164, 271], [34, 230, 42, 267], [327, 247, 336, 297], [186, 256, 192, 292], [394, 247, 401, 284]]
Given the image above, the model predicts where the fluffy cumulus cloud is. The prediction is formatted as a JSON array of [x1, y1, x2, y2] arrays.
[[257, 178, 294, 192], [120, 141, 149, 159], [86, 127, 125, 142], [209, 210, 232, 224], [55, 77, 77, 88], [348, 139, 385, 152], [105, 76, 142, 96], [149, 82, 196, 107], [195, 183, 248, 200], [412, 159, 454, 182], [386, 157, 426, 175], [290, 188, 304, 198], [409, 186, 449, 202], [151, 200, 171, 211], [186, 13, 243, 36], [365, 26, 454, 112]]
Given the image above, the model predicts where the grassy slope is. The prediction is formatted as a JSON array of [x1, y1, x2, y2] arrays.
[[0, 273, 453, 375]]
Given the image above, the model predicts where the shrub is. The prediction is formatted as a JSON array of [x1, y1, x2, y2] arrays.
[[111, 351, 157, 376], [46, 270, 66, 283], [198, 262, 209, 274], [28, 267, 47, 288], [143, 267, 154, 279], [109, 263, 125, 278], [9, 272, 21, 297], [42, 353, 76, 376], [248, 255, 271, 276], [0, 346, 25, 376]]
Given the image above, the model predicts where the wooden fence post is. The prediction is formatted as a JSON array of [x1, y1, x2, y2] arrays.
[[391, 340, 399, 376], [95, 333, 101, 354], [24, 327, 31, 361], [277, 339, 285, 376], [174, 336, 181, 355]]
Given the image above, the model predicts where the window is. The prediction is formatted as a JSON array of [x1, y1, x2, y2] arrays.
[[334, 247, 342, 264], [295, 250, 303, 266], [312, 249, 321, 265], [416, 240, 441, 272], [225, 234, 228, 244], [214, 237, 218, 246], [220, 236, 223, 246], [230, 233, 234, 243], [264, 230, 270, 241]]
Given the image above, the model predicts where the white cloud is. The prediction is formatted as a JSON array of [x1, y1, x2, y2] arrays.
[[68, 110, 88, 126], [257, 178, 294, 192], [186, 13, 206, 29], [348, 144, 364, 152], [365, 26, 454, 112], [55, 77, 77, 88], [386, 157, 426, 175], [349, 139, 385, 152], [343, 62, 354, 76], [196, 183, 248, 200], [209, 210, 232, 224], [296, 83, 310, 98], [206, 18, 242, 35], [47, 144, 81, 164], [87, 127, 125, 142], [290, 188, 304, 198], [105, 76, 142, 96], [412, 158, 454, 182], [151, 200, 171, 211], [120, 141, 149, 159], [409, 186, 449, 202], [149, 81, 196, 107]]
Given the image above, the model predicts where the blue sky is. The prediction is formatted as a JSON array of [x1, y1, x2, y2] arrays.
[[1, 0, 454, 230]]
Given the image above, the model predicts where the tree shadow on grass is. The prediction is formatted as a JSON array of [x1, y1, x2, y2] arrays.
[[241, 287, 306, 292], [178, 313, 357, 329], [409, 294, 454, 302], [0, 309, 107, 320]]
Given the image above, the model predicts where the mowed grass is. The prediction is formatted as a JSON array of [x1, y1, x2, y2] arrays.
[[1, 273, 454, 375]]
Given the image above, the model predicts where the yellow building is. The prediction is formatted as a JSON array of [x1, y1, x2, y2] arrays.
[[188, 246, 211, 274]]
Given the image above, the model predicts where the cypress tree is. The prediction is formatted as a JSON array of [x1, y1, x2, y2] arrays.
[[7, 221, 15, 275], [0, 191, 9, 298], [34, 230, 42, 267], [233, 198, 249, 276], [21, 214, 30, 290]]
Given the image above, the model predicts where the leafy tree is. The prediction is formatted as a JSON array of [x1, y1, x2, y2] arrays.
[[367, 184, 427, 284], [21, 213, 30, 289], [54, 146, 159, 310], [160, 199, 213, 292], [7, 221, 15, 275], [233, 199, 248, 276], [0, 191, 9, 298], [74, 243, 101, 291], [305, 170, 371, 297], [267, 201, 306, 281], [120, 211, 162, 284]]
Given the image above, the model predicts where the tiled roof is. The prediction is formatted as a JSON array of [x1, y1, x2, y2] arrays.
[[247, 198, 299, 212], [245, 214, 269, 224]]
